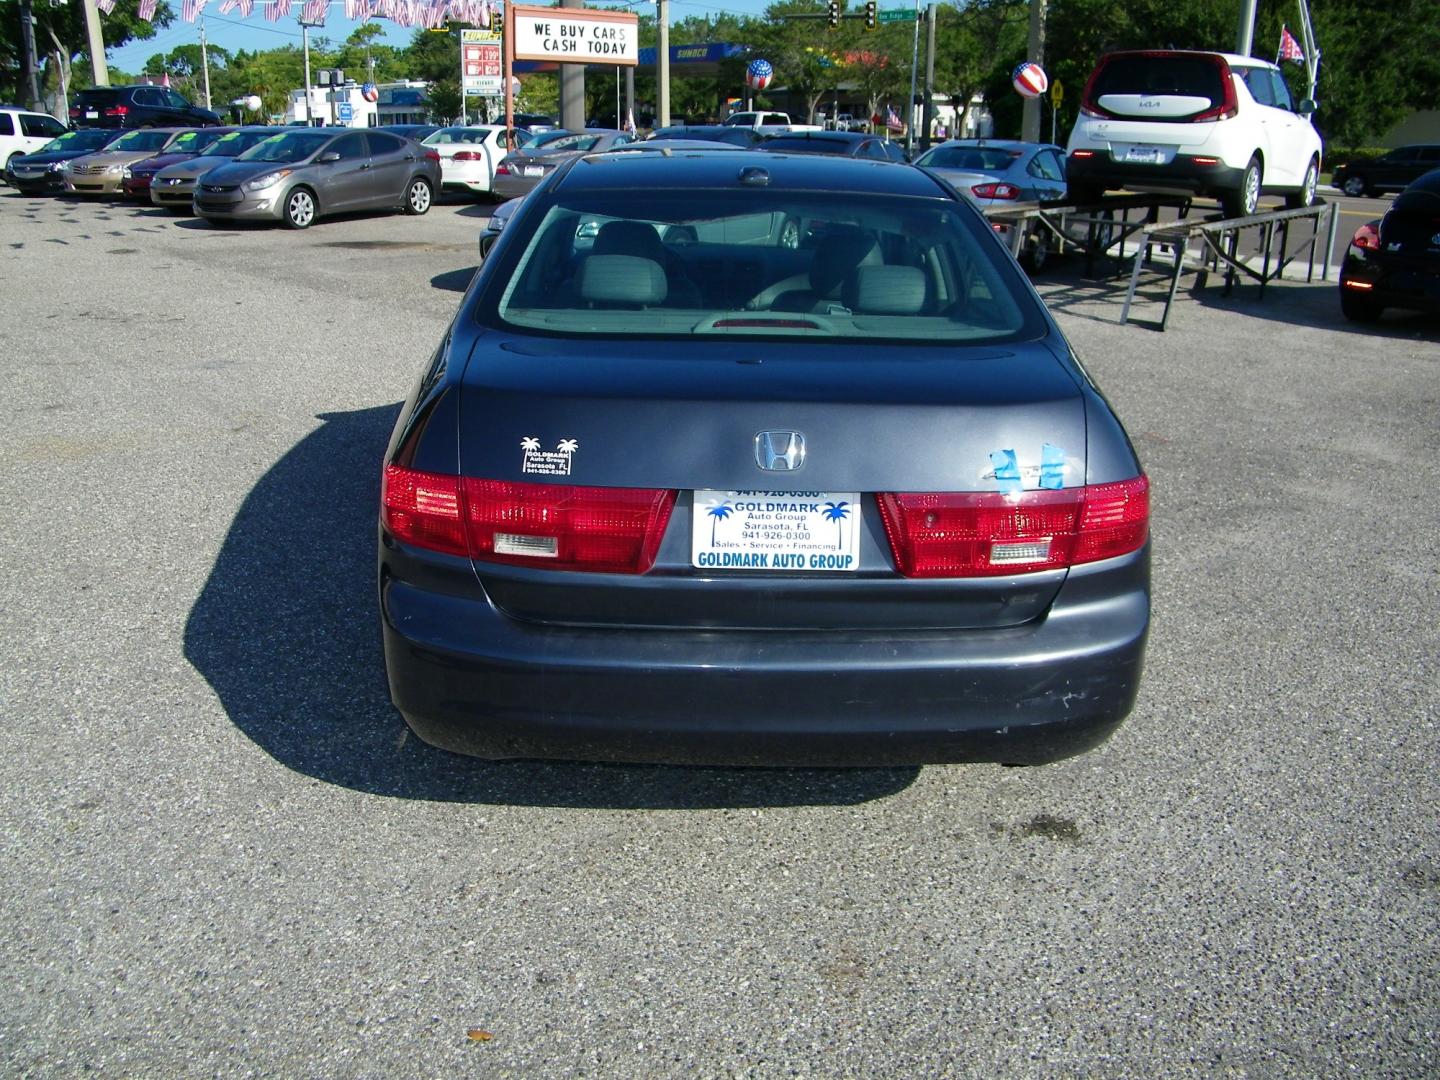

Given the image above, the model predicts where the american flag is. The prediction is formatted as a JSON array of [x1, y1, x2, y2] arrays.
[[96, 0, 116, 14], [478, 0, 491, 28], [885, 104, 903, 131], [218, 0, 238, 12], [302, 0, 327, 21], [264, 0, 292, 19], [423, 0, 446, 29], [237, 0, 254, 14], [181, 0, 198, 21], [344, 0, 369, 18], [1278, 25, 1305, 63]]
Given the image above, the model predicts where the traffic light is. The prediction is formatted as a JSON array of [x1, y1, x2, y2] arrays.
[[827, 1, 839, 29], [865, 1, 876, 30]]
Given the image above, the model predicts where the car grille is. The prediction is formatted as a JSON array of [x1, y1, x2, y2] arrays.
[[71, 164, 110, 175], [202, 183, 236, 193]]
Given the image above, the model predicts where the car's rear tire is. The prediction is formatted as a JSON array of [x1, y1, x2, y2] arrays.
[[1341, 175, 1369, 197], [1221, 156, 1261, 218], [1284, 157, 1319, 209], [283, 187, 317, 229], [1340, 289, 1383, 323], [404, 176, 432, 215], [1021, 225, 1050, 273]]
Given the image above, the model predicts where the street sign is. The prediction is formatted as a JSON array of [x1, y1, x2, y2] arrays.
[[1051, 79, 1064, 106], [878, 8, 916, 22], [337, 102, 353, 122], [461, 27, 503, 97]]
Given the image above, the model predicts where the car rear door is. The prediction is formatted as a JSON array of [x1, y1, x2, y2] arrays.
[[313, 131, 371, 211], [363, 131, 414, 204]]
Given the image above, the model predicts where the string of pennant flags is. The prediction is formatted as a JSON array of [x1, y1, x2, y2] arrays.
[[104, 0, 498, 32]]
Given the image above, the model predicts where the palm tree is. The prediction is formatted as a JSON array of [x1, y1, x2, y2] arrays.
[[520, 437, 541, 452], [822, 501, 851, 550], [557, 438, 579, 455], [706, 501, 733, 544]]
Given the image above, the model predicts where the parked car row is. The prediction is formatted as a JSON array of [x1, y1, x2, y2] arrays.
[[4, 122, 443, 228]]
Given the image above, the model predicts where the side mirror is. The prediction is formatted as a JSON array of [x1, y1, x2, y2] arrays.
[[317, 150, 341, 163], [479, 232, 498, 259], [1298, 99, 1317, 115]]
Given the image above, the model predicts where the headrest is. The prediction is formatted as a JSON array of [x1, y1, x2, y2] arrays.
[[593, 220, 665, 261], [843, 265, 927, 315], [579, 254, 668, 306], [809, 228, 880, 294]]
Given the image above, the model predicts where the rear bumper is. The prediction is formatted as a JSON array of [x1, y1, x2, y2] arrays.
[[1341, 254, 1440, 314], [381, 548, 1150, 767], [1067, 155, 1245, 197], [491, 174, 542, 199]]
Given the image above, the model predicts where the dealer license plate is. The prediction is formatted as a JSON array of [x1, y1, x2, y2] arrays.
[[692, 490, 862, 572], [1125, 146, 1165, 164], [85, 110, 99, 119], [523, 166, 544, 177]]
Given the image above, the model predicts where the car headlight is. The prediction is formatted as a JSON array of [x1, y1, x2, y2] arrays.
[[58, 160, 73, 172], [121, 165, 133, 179], [47, 162, 62, 173], [244, 169, 291, 192], [106, 163, 125, 174]]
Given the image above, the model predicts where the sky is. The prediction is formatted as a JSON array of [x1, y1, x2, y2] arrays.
[[108, 0, 783, 74]]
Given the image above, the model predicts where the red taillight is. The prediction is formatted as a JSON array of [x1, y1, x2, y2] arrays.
[[103, 105, 129, 117], [972, 181, 1021, 200], [382, 465, 676, 574], [424, 149, 441, 163], [1190, 156, 1220, 166], [1350, 222, 1381, 251], [495, 162, 512, 175], [1069, 149, 1095, 159], [876, 477, 1149, 578], [452, 150, 482, 161], [69, 106, 81, 118]]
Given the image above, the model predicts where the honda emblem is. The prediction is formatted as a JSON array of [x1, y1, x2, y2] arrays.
[[755, 431, 806, 471]]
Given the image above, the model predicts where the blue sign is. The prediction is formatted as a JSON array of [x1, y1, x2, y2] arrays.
[[338, 102, 354, 122]]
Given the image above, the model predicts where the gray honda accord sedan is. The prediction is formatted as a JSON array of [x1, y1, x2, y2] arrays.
[[381, 148, 1150, 766], [194, 127, 440, 228]]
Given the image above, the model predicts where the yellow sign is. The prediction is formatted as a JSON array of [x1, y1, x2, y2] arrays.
[[1051, 79, 1064, 106]]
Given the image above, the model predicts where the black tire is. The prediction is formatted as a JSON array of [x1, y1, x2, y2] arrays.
[[1340, 288, 1383, 323], [1221, 156, 1262, 218], [1021, 226, 1050, 274], [282, 186, 317, 229], [1284, 158, 1319, 209], [1341, 174, 1369, 198], [404, 176, 432, 216]]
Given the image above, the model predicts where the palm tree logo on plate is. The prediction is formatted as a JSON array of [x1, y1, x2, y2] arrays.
[[520, 436, 541, 452], [822, 501, 851, 550], [706, 499, 733, 544], [557, 438, 579, 455]]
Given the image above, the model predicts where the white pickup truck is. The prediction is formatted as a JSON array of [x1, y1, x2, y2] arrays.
[[721, 111, 823, 134]]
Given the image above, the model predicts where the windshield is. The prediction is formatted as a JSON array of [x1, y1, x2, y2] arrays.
[[916, 146, 1019, 171], [425, 127, 492, 145], [41, 130, 112, 154], [520, 129, 577, 151], [238, 131, 332, 163], [165, 130, 218, 154], [487, 190, 1038, 343], [112, 130, 174, 152], [205, 130, 271, 157]]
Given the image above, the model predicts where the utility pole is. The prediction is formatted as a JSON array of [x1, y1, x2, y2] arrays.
[[657, 0, 670, 127], [559, 0, 585, 131], [299, 14, 324, 125], [81, 0, 110, 87], [199, 15, 212, 110], [1021, 0, 1046, 142], [921, 2, 936, 152], [1235, 0, 1258, 56], [18, 0, 42, 109], [625, 65, 635, 129], [905, 8, 920, 156]]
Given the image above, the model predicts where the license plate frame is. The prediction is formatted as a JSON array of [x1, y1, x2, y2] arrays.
[[691, 490, 863, 573], [1125, 145, 1165, 164], [523, 165, 544, 178]]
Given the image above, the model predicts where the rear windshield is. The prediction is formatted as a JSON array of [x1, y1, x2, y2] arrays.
[[425, 127, 493, 145], [42, 129, 113, 153], [915, 146, 1019, 171], [111, 129, 173, 152], [238, 131, 331, 162], [1091, 55, 1225, 106], [521, 129, 579, 150], [484, 190, 1040, 344], [74, 88, 122, 105], [763, 137, 851, 155]]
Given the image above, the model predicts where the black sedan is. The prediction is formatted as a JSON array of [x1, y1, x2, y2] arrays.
[[1339, 167, 1440, 322], [647, 125, 766, 148], [1332, 144, 1440, 198], [757, 130, 909, 162], [381, 149, 1151, 766], [5, 128, 125, 193]]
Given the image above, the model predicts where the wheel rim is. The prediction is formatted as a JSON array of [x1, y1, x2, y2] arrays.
[[779, 220, 799, 249], [410, 181, 431, 212], [1343, 176, 1364, 197], [289, 191, 314, 226], [1303, 163, 1317, 205], [1244, 164, 1260, 215]]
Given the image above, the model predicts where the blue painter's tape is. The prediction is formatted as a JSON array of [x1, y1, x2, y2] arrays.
[[1040, 443, 1066, 489], [990, 448, 1021, 493]]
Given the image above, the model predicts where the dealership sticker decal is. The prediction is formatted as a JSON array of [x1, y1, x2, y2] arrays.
[[981, 444, 1070, 490], [520, 436, 578, 476]]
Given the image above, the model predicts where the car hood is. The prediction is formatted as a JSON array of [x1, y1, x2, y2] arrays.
[[130, 151, 196, 175], [199, 159, 310, 185], [70, 149, 168, 167], [13, 148, 105, 166], [154, 154, 233, 180]]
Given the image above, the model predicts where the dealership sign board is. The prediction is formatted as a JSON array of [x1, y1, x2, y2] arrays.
[[461, 28, 503, 97], [509, 4, 639, 66]]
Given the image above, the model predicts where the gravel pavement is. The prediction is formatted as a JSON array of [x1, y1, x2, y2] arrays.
[[0, 189, 1436, 1077]]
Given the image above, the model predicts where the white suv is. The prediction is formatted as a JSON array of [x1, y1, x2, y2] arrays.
[[1, 107, 68, 180], [1065, 50, 1322, 217]]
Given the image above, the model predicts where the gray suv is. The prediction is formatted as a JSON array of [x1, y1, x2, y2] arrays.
[[192, 128, 441, 229]]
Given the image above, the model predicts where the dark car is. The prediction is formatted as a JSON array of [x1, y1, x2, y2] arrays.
[[119, 126, 234, 200], [380, 150, 1151, 767], [647, 125, 766, 148], [194, 127, 441, 228], [4, 128, 125, 193], [1332, 145, 1440, 198], [1338, 167, 1440, 322], [758, 130, 909, 162], [69, 85, 223, 130]]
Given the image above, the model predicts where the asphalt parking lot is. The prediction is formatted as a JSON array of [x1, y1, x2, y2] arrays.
[[1, 189, 1436, 1077]]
